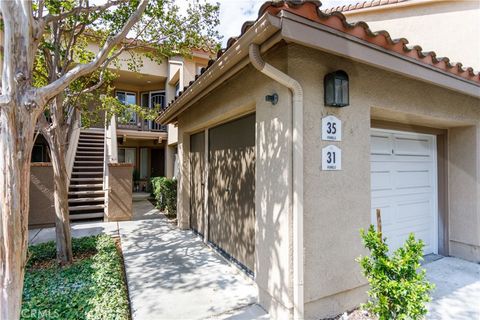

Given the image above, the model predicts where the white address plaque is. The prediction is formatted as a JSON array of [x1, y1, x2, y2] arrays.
[[322, 145, 342, 171], [321, 115, 342, 141]]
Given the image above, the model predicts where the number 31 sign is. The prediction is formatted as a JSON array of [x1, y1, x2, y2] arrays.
[[322, 115, 342, 141], [322, 145, 342, 171]]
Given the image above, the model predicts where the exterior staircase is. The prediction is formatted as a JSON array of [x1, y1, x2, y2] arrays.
[[69, 129, 106, 220]]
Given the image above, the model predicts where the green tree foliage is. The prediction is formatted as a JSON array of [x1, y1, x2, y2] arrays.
[[34, 0, 221, 127], [358, 225, 435, 319]]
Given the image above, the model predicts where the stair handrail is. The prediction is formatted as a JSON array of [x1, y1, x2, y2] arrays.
[[65, 109, 81, 184]]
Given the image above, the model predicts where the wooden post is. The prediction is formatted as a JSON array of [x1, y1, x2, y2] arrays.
[[376, 208, 383, 241]]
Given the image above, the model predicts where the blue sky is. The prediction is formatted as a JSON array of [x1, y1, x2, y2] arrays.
[[213, 0, 358, 46]]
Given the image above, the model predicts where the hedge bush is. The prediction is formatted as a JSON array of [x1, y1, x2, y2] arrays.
[[357, 225, 434, 320], [151, 177, 177, 215]]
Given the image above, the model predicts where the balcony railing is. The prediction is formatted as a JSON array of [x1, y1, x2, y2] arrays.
[[116, 92, 167, 133], [117, 117, 167, 132]]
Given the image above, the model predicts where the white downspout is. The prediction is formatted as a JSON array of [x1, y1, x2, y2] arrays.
[[249, 43, 304, 319]]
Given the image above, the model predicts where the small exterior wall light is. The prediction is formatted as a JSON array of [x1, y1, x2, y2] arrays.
[[265, 93, 278, 105], [324, 70, 349, 107]]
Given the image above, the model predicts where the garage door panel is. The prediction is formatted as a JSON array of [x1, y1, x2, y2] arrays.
[[371, 167, 393, 192], [371, 203, 395, 226], [371, 129, 437, 255], [396, 169, 432, 190], [371, 133, 393, 156], [372, 161, 434, 197], [208, 114, 255, 272], [190, 132, 206, 236], [393, 135, 432, 157], [396, 199, 431, 223]]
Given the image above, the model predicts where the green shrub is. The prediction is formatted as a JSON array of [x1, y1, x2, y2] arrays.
[[358, 225, 434, 320], [151, 176, 177, 214]]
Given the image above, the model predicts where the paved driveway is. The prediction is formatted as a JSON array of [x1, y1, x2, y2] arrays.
[[119, 201, 265, 320], [426, 257, 480, 320]]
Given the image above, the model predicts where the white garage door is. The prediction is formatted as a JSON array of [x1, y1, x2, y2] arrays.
[[371, 129, 438, 255]]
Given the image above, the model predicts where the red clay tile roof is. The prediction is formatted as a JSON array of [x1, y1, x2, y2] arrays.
[[323, 0, 410, 14], [165, 0, 479, 111]]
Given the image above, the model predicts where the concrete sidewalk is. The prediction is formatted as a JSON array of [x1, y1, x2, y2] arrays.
[[29, 220, 119, 245], [28, 198, 162, 245], [119, 201, 265, 320], [426, 257, 480, 320]]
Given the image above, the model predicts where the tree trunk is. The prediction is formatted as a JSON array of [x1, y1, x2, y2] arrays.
[[49, 130, 73, 264], [0, 107, 36, 320]]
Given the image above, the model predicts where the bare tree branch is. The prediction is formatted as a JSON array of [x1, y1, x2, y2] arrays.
[[36, 0, 148, 105]]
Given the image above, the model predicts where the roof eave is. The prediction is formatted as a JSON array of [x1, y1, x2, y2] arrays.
[[280, 11, 480, 98], [157, 5, 479, 125]]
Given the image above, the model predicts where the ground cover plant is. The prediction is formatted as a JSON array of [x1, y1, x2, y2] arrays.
[[358, 225, 434, 320], [21, 235, 129, 320]]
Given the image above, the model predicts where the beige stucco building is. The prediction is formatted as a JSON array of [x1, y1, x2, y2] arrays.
[[157, 1, 480, 319]]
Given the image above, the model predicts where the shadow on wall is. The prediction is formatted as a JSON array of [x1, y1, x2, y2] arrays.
[[208, 114, 256, 272], [256, 112, 292, 310]]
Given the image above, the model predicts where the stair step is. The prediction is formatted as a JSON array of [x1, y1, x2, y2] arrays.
[[76, 149, 104, 152], [69, 204, 105, 211], [75, 155, 104, 158], [69, 184, 104, 188], [74, 163, 103, 165], [70, 178, 103, 182], [75, 160, 103, 165], [69, 197, 105, 203], [76, 152, 104, 155], [70, 212, 104, 220], [73, 166, 103, 170], [69, 190, 104, 196], [72, 171, 103, 176], [80, 134, 104, 137], [79, 138, 104, 141], [78, 141, 104, 147], [77, 146, 104, 150]]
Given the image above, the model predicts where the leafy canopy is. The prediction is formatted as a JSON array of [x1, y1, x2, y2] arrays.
[[33, 0, 220, 127]]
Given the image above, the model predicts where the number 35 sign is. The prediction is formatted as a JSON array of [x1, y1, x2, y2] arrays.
[[322, 145, 342, 171], [322, 115, 342, 141]]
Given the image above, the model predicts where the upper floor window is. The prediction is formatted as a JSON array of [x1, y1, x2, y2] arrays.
[[116, 91, 136, 123]]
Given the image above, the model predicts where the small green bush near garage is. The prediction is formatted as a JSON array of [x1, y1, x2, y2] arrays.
[[151, 176, 177, 216], [358, 225, 434, 320], [22, 235, 130, 320]]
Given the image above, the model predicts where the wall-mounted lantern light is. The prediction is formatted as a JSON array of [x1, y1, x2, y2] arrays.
[[324, 70, 349, 107]]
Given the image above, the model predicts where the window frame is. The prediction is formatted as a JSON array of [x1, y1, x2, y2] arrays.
[[116, 90, 137, 124]]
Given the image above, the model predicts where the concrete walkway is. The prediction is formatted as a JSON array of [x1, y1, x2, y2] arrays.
[[426, 257, 480, 320], [119, 200, 265, 320], [28, 198, 161, 244], [29, 220, 119, 245]]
